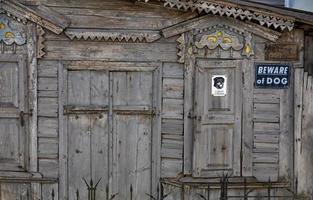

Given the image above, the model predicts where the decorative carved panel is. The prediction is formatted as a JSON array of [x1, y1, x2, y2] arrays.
[[0, 16, 26, 45], [195, 29, 254, 58]]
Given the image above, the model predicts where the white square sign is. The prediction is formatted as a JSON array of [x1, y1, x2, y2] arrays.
[[212, 75, 227, 96]]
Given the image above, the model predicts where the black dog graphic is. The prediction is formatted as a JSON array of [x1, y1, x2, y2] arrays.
[[213, 77, 225, 89]]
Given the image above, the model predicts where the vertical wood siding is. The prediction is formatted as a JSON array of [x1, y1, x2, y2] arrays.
[[161, 62, 184, 177]]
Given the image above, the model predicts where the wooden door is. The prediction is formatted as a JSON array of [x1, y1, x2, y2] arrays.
[[111, 71, 155, 200], [0, 55, 27, 172], [193, 60, 242, 177], [63, 66, 160, 200]]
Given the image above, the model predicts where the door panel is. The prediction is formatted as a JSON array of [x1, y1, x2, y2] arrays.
[[0, 57, 26, 171], [113, 114, 152, 200], [66, 70, 110, 200], [65, 68, 158, 199], [111, 71, 154, 199], [193, 60, 242, 177]]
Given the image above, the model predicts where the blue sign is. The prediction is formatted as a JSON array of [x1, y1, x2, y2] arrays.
[[255, 63, 290, 88]]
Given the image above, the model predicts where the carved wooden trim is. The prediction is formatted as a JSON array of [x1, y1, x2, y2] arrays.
[[36, 25, 45, 58], [0, 16, 26, 45], [177, 34, 185, 63], [64, 29, 161, 43], [163, 15, 281, 42], [195, 27, 254, 58], [139, 0, 295, 31], [1, 0, 70, 34]]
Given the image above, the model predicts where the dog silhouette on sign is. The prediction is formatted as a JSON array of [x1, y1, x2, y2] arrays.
[[213, 76, 225, 89]]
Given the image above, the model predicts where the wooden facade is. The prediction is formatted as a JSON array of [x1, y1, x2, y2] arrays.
[[0, 0, 312, 199]]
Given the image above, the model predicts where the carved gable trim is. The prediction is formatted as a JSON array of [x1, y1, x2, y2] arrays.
[[163, 15, 281, 42], [65, 29, 161, 43], [139, 0, 295, 31], [1, 0, 70, 34]]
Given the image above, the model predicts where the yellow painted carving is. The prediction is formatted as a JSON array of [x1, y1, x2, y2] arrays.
[[207, 36, 217, 43], [0, 23, 5, 29], [244, 44, 252, 54], [217, 31, 223, 37], [222, 37, 232, 44], [5, 32, 15, 38]]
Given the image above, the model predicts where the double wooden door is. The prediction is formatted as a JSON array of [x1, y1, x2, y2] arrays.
[[62, 65, 160, 200], [193, 60, 242, 177]]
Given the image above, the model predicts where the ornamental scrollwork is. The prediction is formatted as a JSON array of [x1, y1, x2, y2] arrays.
[[0, 16, 26, 45], [195, 29, 254, 58]]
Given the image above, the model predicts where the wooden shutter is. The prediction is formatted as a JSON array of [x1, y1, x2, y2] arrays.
[[65, 70, 110, 200], [63, 65, 161, 200], [193, 60, 242, 177], [0, 55, 27, 171]]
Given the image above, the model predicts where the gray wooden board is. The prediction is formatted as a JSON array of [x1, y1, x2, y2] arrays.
[[38, 60, 58, 78], [0, 183, 30, 200], [39, 159, 58, 178], [41, 2, 197, 30], [42, 183, 58, 200], [44, 41, 178, 62], [38, 117, 58, 137], [112, 114, 152, 199]]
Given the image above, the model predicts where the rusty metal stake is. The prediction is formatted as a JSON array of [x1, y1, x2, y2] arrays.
[[130, 184, 133, 200], [267, 178, 272, 200], [83, 178, 102, 200], [207, 184, 210, 200], [51, 189, 55, 200], [243, 178, 248, 200], [76, 189, 79, 200]]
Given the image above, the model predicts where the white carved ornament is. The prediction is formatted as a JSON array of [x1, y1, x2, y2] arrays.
[[65, 29, 161, 43], [138, 0, 295, 31]]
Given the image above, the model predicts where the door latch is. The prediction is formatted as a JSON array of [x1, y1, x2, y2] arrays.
[[20, 111, 32, 127]]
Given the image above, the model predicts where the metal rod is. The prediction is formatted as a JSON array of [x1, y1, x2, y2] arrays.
[[76, 189, 79, 200], [268, 178, 272, 200], [51, 189, 55, 200], [207, 184, 210, 200], [243, 178, 248, 200]]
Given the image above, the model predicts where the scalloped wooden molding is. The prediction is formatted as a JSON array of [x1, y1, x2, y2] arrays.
[[65, 29, 161, 43], [138, 0, 295, 31], [36, 25, 45, 58]]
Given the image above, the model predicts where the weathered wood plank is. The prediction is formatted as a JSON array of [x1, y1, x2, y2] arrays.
[[68, 114, 91, 200], [45, 41, 178, 62], [38, 77, 58, 91], [38, 97, 58, 117], [163, 78, 184, 99], [1, 183, 29, 200], [38, 117, 58, 137], [242, 60, 254, 176], [162, 119, 184, 135], [112, 114, 152, 200], [162, 98, 184, 119], [38, 60, 58, 78], [41, 183, 58, 200], [163, 62, 184, 78], [38, 138, 58, 159], [90, 114, 109, 198], [161, 159, 182, 177], [39, 159, 58, 178]]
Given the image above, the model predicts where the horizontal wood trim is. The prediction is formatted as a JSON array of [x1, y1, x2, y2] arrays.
[[64, 105, 155, 115]]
